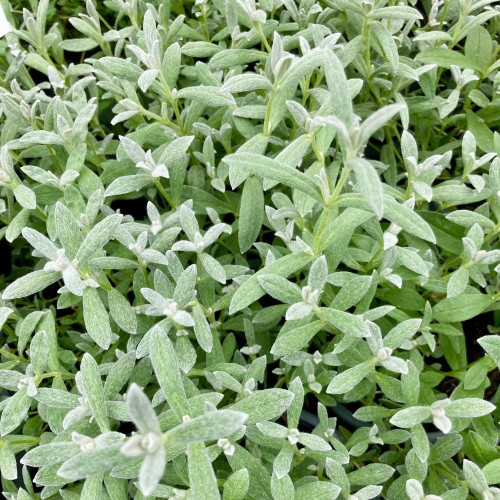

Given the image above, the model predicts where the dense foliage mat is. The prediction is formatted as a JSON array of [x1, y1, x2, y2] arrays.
[[0, 0, 500, 498]]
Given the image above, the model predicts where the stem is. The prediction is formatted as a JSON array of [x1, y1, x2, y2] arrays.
[[255, 23, 272, 53], [142, 108, 181, 133], [438, 0, 450, 31], [432, 465, 467, 487], [311, 137, 324, 164], [154, 178, 175, 209], [263, 91, 276, 136], [172, 99, 186, 134], [98, 12, 113, 31], [329, 163, 352, 207], [313, 163, 352, 253], [46, 145, 64, 174], [0, 437, 40, 446], [187, 369, 205, 377], [40, 46, 64, 79], [0, 349, 29, 363], [35, 206, 48, 220], [158, 72, 186, 134], [365, 245, 384, 271], [200, 4, 211, 41], [139, 263, 151, 288], [363, 19, 371, 79]]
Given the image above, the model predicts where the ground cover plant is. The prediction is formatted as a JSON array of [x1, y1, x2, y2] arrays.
[[0, 0, 499, 498]]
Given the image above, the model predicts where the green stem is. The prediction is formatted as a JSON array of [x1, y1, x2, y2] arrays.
[[154, 179, 175, 209], [255, 23, 272, 53], [363, 19, 371, 79], [263, 91, 276, 136], [139, 263, 151, 288], [313, 163, 352, 253], [142, 108, 181, 132], [329, 163, 352, 207], [311, 137, 324, 164], [0, 349, 29, 363], [158, 72, 186, 134]]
